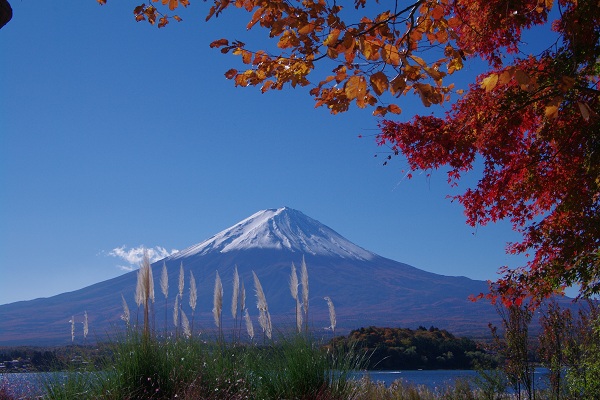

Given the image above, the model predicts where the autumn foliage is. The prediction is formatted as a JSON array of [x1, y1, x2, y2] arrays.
[[104, 0, 599, 304]]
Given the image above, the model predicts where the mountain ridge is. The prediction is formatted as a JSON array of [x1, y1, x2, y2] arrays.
[[170, 207, 376, 260], [0, 207, 502, 345]]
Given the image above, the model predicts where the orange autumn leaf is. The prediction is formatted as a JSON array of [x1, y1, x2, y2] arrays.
[[381, 44, 401, 66], [480, 74, 499, 92], [345, 75, 367, 100], [158, 15, 169, 28], [545, 104, 559, 119], [369, 71, 389, 96]]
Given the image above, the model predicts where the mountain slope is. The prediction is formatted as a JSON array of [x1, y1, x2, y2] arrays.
[[1, 207, 500, 345]]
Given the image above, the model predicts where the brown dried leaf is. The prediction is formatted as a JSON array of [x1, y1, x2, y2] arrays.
[[545, 105, 559, 119], [387, 104, 401, 114], [158, 15, 169, 28], [225, 69, 238, 79], [210, 39, 229, 48], [578, 102, 591, 121], [390, 74, 407, 96]]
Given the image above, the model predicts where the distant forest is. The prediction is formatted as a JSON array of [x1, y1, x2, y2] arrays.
[[330, 326, 498, 370], [2, 326, 498, 372]]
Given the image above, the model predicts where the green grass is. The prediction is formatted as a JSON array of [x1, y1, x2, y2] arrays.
[[40, 329, 361, 400]]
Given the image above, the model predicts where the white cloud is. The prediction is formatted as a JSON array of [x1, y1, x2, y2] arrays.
[[108, 245, 179, 270], [116, 265, 137, 272]]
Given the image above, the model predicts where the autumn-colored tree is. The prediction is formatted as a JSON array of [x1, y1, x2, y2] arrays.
[[565, 300, 600, 398], [539, 300, 573, 399], [103, 0, 599, 302], [490, 300, 534, 400]]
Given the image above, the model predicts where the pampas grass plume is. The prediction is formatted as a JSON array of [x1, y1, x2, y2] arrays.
[[244, 308, 254, 340], [296, 298, 303, 333], [289, 262, 298, 300], [147, 261, 155, 303], [121, 294, 130, 325], [232, 265, 240, 319], [253, 271, 272, 338], [213, 271, 223, 328], [257, 309, 267, 336], [252, 271, 268, 312], [160, 262, 168, 299], [301, 256, 309, 318], [173, 295, 179, 329], [178, 262, 185, 299], [189, 270, 197, 312], [324, 296, 336, 333], [83, 311, 88, 339], [70, 316, 75, 342], [240, 279, 246, 312], [266, 310, 272, 339], [181, 309, 191, 339], [135, 268, 144, 307]]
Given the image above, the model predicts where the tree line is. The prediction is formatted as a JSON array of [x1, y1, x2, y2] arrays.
[[330, 325, 497, 370]]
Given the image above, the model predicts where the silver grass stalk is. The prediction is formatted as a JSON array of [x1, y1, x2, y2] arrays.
[[244, 308, 254, 340], [83, 311, 89, 339], [258, 309, 267, 334], [121, 294, 130, 325], [189, 270, 197, 312], [324, 296, 336, 333], [252, 271, 268, 312], [240, 280, 246, 312], [135, 268, 144, 307], [161, 262, 168, 336], [147, 260, 155, 303], [189, 270, 197, 336], [178, 262, 185, 299], [70, 316, 75, 342], [160, 262, 168, 299], [289, 262, 298, 300], [266, 310, 272, 339], [181, 309, 191, 339], [139, 250, 154, 334], [231, 266, 240, 319], [173, 295, 179, 330], [213, 271, 223, 328], [301, 256, 309, 322], [296, 298, 303, 333]]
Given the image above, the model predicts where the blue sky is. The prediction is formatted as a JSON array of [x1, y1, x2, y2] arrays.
[[1, 1, 527, 305]]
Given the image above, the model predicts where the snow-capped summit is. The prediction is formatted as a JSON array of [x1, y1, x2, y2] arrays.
[[170, 207, 376, 261]]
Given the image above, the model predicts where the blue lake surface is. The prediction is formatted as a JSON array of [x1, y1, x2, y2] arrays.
[[352, 368, 550, 390], [1, 369, 551, 397]]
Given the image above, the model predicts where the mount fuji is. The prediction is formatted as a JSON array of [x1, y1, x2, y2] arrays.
[[0, 207, 499, 345]]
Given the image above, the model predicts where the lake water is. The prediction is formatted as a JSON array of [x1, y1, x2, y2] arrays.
[[353, 369, 482, 388], [1, 369, 550, 398], [353, 368, 550, 391]]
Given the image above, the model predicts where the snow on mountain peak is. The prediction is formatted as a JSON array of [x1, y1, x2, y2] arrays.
[[171, 207, 375, 260]]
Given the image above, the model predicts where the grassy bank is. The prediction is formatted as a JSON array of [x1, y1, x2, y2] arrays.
[[38, 330, 357, 400]]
